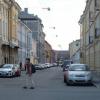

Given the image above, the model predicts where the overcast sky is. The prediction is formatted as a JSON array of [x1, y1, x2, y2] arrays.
[[16, 0, 86, 50]]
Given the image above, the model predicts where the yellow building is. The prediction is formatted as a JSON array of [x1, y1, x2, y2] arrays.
[[79, 0, 100, 73], [8, 0, 21, 64], [44, 41, 53, 63], [0, 0, 21, 64]]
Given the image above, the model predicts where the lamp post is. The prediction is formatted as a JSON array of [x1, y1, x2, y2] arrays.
[[49, 27, 56, 29], [42, 7, 51, 11]]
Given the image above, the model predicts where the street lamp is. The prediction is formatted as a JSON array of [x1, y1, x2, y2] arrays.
[[49, 27, 56, 29], [42, 7, 51, 11]]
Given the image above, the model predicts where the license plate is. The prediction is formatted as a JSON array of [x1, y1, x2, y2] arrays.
[[76, 75, 85, 77]]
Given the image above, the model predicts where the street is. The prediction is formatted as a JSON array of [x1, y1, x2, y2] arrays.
[[0, 67, 100, 100]]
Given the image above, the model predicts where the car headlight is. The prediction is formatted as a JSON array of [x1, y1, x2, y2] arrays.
[[86, 73, 92, 77]]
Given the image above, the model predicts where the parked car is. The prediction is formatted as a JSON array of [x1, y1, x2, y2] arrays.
[[0, 64, 4, 68], [33, 64, 39, 70], [62, 60, 73, 71], [35, 64, 43, 70], [14, 64, 21, 76], [45, 63, 51, 68], [0, 64, 16, 77], [40, 64, 45, 69], [64, 64, 92, 85], [53, 63, 57, 67]]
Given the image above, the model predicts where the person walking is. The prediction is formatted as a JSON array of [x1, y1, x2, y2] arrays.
[[19, 62, 22, 70], [23, 58, 36, 89]]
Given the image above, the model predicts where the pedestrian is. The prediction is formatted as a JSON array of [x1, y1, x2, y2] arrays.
[[23, 58, 36, 89], [19, 62, 22, 70]]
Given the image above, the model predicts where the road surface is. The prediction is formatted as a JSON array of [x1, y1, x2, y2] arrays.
[[0, 67, 100, 100]]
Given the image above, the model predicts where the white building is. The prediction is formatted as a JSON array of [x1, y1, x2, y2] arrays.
[[69, 39, 80, 63], [18, 20, 36, 64]]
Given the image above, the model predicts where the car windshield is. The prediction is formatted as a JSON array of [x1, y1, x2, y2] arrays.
[[14, 65, 19, 68], [69, 65, 90, 71], [3, 65, 12, 69]]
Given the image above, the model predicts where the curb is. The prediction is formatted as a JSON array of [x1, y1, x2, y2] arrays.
[[93, 81, 100, 88]]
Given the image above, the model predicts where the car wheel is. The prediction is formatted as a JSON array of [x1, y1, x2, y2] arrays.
[[66, 80, 71, 86], [10, 73, 14, 78], [88, 81, 93, 86]]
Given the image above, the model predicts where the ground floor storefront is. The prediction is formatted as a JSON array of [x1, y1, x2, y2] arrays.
[[0, 45, 18, 65]]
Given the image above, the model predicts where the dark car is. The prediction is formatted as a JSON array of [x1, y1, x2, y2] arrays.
[[0, 64, 5, 68], [62, 60, 73, 71]]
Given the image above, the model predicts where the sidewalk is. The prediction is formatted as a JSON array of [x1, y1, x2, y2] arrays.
[[92, 71, 100, 88]]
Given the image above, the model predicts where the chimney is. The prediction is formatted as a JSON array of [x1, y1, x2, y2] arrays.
[[24, 8, 28, 13]]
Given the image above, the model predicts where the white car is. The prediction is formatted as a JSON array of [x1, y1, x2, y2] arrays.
[[0, 64, 16, 77], [65, 64, 92, 85], [45, 63, 51, 68]]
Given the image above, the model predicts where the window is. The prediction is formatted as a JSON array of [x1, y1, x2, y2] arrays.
[[0, 7, 2, 20], [89, 11, 94, 22], [89, 36, 93, 44], [86, 32, 89, 46], [80, 52, 83, 58], [95, 0, 100, 11], [76, 43, 79, 46], [89, 26, 94, 44], [95, 28, 100, 38]]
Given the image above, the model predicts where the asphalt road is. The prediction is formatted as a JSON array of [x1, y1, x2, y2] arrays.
[[0, 67, 100, 100]]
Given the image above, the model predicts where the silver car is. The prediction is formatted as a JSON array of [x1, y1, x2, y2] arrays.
[[0, 64, 16, 77], [65, 64, 92, 85]]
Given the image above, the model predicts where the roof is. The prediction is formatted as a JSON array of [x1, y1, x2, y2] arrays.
[[19, 11, 41, 21]]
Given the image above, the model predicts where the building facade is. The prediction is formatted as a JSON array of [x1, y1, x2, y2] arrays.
[[69, 39, 80, 63], [54, 50, 70, 63], [31, 38, 37, 64], [0, 0, 21, 64], [44, 41, 55, 63], [79, 0, 100, 72], [18, 20, 36, 66], [19, 8, 45, 63]]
